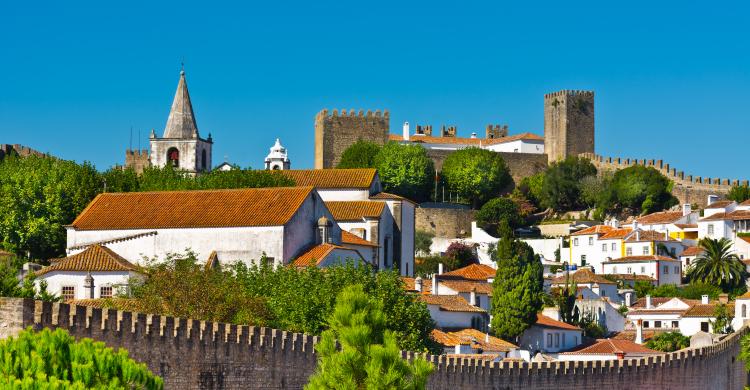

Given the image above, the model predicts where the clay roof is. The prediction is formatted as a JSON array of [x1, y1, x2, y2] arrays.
[[440, 279, 493, 295], [369, 192, 416, 204], [163, 71, 199, 139], [70, 187, 313, 230], [673, 223, 698, 229], [624, 230, 676, 242], [636, 211, 684, 225], [341, 231, 378, 247], [680, 246, 705, 257], [561, 339, 659, 355], [683, 303, 734, 317], [419, 294, 486, 313], [705, 200, 734, 209], [388, 132, 543, 146], [442, 264, 496, 281], [444, 354, 501, 361], [37, 245, 139, 276], [291, 243, 364, 267], [535, 314, 581, 330], [606, 273, 656, 281], [603, 255, 679, 263], [570, 225, 615, 236], [401, 277, 433, 293], [741, 199, 750, 206], [68, 298, 145, 312], [549, 269, 616, 285], [325, 201, 386, 221], [631, 297, 689, 309], [280, 169, 377, 189], [701, 210, 750, 222], [599, 228, 633, 240], [612, 329, 669, 342], [431, 328, 516, 352]]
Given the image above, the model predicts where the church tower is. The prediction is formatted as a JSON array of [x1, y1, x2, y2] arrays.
[[265, 138, 291, 170], [150, 69, 213, 173]]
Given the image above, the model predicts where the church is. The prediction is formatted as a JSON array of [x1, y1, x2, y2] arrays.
[[124, 69, 213, 174]]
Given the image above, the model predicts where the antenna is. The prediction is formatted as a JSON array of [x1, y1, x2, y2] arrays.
[[129, 126, 133, 151], [181, 57, 185, 74]]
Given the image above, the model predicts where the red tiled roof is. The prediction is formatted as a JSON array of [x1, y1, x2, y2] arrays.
[[741, 199, 750, 206], [369, 192, 416, 204], [683, 303, 734, 317], [705, 200, 734, 209], [325, 201, 385, 221], [599, 228, 632, 240], [624, 230, 676, 242], [570, 225, 615, 236], [549, 269, 616, 285], [631, 297, 692, 309], [431, 328, 517, 352], [280, 169, 377, 189], [561, 339, 659, 355], [604, 255, 679, 263], [680, 246, 704, 257], [700, 210, 750, 222], [341, 231, 378, 247], [38, 245, 139, 276], [442, 264, 496, 281], [419, 294, 486, 313], [636, 211, 684, 225], [535, 314, 581, 330], [401, 277, 432, 294], [70, 187, 314, 230], [440, 280, 493, 295], [291, 243, 364, 267]]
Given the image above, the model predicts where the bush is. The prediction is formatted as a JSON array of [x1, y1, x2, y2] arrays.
[[440, 148, 511, 208], [645, 332, 690, 352], [476, 197, 524, 235], [540, 157, 597, 211], [518, 173, 544, 209], [414, 255, 458, 277], [415, 230, 434, 257], [374, 142, 435, 203], [337, 140, 382, 169], [728, 185, 750, 203], [444, 242, 477, 268], [598, 165, 678, 215]]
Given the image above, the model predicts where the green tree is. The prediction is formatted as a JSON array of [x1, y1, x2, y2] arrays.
[[633, 280, 654, 297], [645, 332, 690, 352], [727, 185, 750, 203], [598, 165, 678, 214], [305, 285, 433, 390], [337, 140, 382, 169], [687, 238, 748, 292], [440, 148, 511, 208], [414, 230, 434, 257], [0, 327, 163, 389], [540, 156, 597, 211], [518, 172, 545, 209], [553, 273, 578, 325], [491, 223, 544, 340], [710, 303, 734, 334], [414, 255, 458, 278], [444, 241, 476, 269], [475, 197, 524, 235], [374, 142, 434, 203]]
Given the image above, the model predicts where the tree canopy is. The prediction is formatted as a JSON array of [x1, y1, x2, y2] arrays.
[[440, 148, 511, 208], [0, 327, 163, 389], [598, 165, 677, 215], [475, 197, 524, 235], [728, 184, 750, 203], [374, 142, 435, 203], [687, 237, 748, 292], [540, 156, 597, 211], [645, 332, 690, 352], [305, 285, 433, 390], [337, 140, 382, 169]]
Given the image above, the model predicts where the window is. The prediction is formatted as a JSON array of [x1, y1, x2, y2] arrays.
[[686, 258, 691, 265], [743, 304, 747, 318], [588, 237, 594, 246], [581, 255, 587, 266], [642, 246, 649, 255], [672, 321, 679, 328], [643, 321, 650, 328], [641, 266, 646, 273], [602, 243, 607, 252], [100, 286, 113, 298], [201, 149, 207, 171], [670, 247, 676, 256], [573, 238, 579, 246], [708, 224, 714, 236], [611, 243, 617, 251], [655, 321, 662, 328], [167, 147, 179, 168], [61, 286, 75, 301], [701, 322, 709, 332], [626, 247, 633, 256], [627, 267, 632, 274], [555, 333, 560, 347], [663, 266, 669, 274], [674, 266, 679, 274], [547, 334, 553, 347]]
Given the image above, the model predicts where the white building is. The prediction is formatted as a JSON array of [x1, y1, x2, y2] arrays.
[[548, 269, 620, 302], [558, 339, 661, 361], [389, 125, 544, 154], [264, 138, 291, 170], [419, 294, 489, 331], [431, 328, 516, 358], [625, 207, 699, 237], [518, 314, 583, 354], [326, 201, 394, 270], [601, 255, 682, 286], [626, 295, 732, 336], [35, 245, 144, 301], [679, 246, 704, 275]]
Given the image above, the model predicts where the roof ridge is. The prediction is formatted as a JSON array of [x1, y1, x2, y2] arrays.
[[91, 186, 313, 196]]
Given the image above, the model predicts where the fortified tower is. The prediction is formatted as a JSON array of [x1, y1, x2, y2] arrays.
[[544, 90, 595, 163], [314, 109, 389, 169]]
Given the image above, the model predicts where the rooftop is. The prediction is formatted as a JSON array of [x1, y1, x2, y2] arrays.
[[561, 339, 660, 355], [291, 243, 364, 267], [635, 211, 685, 225], [570, 225, 616, 236], [680, 246, 705, 257], [439, 279, 493, 295], [705, 200, 735, 209], [624, 230, 677, 242], [599, 228, 633, 240], [38, 245, 139, 276], [442, 263, 496, 281], [535, 314, 581, 331], [280, 169, 377, 189], [700, 210, 750, 222], [325, 201, 386, 221], [419, 294, 486, 313], [603, 255, 680, 263], [341, 231, 378, 247], [431, 328, 517, 352], [549, 269, 616, 285]]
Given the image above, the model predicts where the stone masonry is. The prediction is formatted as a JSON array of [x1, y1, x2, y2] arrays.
[[314, 109, 390, 169], [544, 90, 595, 163]]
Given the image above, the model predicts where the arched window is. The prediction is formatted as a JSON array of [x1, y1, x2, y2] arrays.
[[742, 304, 747, 318], [201, 149, 207, 170], [167, 147, 179, 168]]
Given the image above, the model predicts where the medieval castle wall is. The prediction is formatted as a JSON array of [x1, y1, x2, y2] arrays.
[[314, 109, 390, 169], [416, 205, 476, 238], [124, 149, 151, 174], [0, 144, 48, 160], [1, 297, 747, 390]]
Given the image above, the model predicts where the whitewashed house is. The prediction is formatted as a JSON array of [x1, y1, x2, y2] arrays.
[[626, 295, 732, 336], [601, 255, 681, 286], [325, 201, 394, 271], [419, 294, 489, 331], [558, 339, 661, 361], [389, 124, 545, 155], [518, 314, 583, 354], [431, 328, 517, 358]]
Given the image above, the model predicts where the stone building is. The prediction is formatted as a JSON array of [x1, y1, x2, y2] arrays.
[[314, 109, 389, 169], [544, 90, 595, 163]]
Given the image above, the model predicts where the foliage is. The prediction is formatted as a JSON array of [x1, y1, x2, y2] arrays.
[[634, 281, 724, 300], [508, 189, 536, 217], [374, 142, 435, 203], [491, 224, 544, 340], [687, 237, 748, 292], [727, 185, 750, 203], [440, 148, 511, 208], [414, 230, 434, 257], [0, 327, 163, 389], [414, 255, 458, 278], [552, 273, 578, 325], [597, 165, 678, 215], [579, 174, 609, 208], [540, 156, 597, 211], [337, 140, 382, 169], [710, 303, 734, 334], [517, 173, 545, 209], [476, 197, 524, 235], [578, 312, 607, 338], [305, 285, 433, 390], [645, 332, 690, 352], [443, 241, 477, 269]]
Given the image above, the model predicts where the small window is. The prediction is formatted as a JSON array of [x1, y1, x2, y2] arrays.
[[672, 321, 679, 328], [670, 247, 676, 256], [674, 266, 679, 274], [627, 267, 632, 274], [602, 243, 607, 252], [626, 247, 633, 256], [655, 321, 662, 328], [708, 224, 714, 236], [611, 243, 616, 251], [642, 246, 649, 255], [581, 255, 587, 266], [547, 334, 553, 347], [588, 237, 594, 246], [100, 286, 113, 299], [555, 333, 560, 347], [641, 266, 646, 273], [643, 321, 650, 328], [701, 322, 709, 332], [61, 286, 75, 301], [686, 258, 691, 265], [613, 266, 618, 273], [743, 304, 747, 318], [664, 266, 669, 274], [573, 238, 579, 246]]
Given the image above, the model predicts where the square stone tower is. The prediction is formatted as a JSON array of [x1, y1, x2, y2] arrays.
[[544, 90, 595, 163], [314, 109, 389, 169]]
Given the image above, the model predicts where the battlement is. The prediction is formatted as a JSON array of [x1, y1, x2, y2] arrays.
[[316, 108, 390, 119], [544, 90, 595, 99], [315, 108, 390, 168], [125, 149, 149, 156], [485, 124, 509, 139], [0, 144, 48, 159]]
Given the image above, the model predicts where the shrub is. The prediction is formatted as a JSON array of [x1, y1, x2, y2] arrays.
[[440, 148, 511, 208], [645, 332, 690, 352]]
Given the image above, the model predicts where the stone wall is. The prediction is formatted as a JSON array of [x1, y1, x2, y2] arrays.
[[1, 298, 748, 390], [0, 144, 48, 160], [124, 149, 151, 174], [544, 90, 595, 163], [314, 109, 390, 169], [426, 149, 548, 185], [580, 153, 745, 208], [416, 204, 475, 238]]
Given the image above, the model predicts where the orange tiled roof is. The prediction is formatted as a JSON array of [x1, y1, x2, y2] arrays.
[[535, 314, 581, 330], [739, 237, 750, 245], [442, 264, 496, 281], [683, 303, 734, 317], [369, 192, 416, 204], [624, 230, 676, 242], [701, 210, 750, 222], [604, 255, 679, 263], [440, 279, 493, 295], [444, 353, 501, 361], [431, 328, 516, 352], [741, 199, 750, 206], [291, 243, 364, 267], [636, 211, 684, 225], [37, 245, 139, 276], [570, 225, 615, 236], [69, 298, 145, 312], [280, 169, 377, 189], [673, 223, 698, 229], [325, 201, 386, 221], [631, 297, 693, 309], [605, 273, 656, 281], [561, 339, 659, 355], [341, 231, 378, 247], [705, 200, 734, 209], [680, 246, 704, 257], [419, 294, 486, 313], [599, 228, 632, 240], [549, 269, 616, 285], [401, 277, 433, 294], [70, 187, 314, 230]]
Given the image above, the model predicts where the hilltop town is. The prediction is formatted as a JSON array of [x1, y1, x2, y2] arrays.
[[2, 69, 750, 389]]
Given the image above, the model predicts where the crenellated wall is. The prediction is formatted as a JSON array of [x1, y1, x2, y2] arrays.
[[314, 108, 390, 169], [1, 298, 747, 390], [580, 153, 746, 207]]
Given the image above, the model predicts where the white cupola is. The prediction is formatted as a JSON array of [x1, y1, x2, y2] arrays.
[[264, 138, 291, 170]]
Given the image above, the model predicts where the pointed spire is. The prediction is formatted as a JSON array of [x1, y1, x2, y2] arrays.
[[163, 69, 199, 139]]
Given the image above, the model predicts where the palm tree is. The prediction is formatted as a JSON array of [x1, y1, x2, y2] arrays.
[[687, 237, 748, 291]]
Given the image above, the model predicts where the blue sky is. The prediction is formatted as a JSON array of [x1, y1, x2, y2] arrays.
[[1, 1, 748, 180]]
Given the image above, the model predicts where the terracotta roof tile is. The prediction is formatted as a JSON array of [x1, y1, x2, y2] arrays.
[[683, 303, 734, 317], [680, 246, 705, 257], [419, 294, 486, 313], [636, 211, 684, 225], [603, 255, 679, 263], [561, 339, 659, 355], [599, 228, 633, 239], [291, 243, 364, 267], [440, 280, 493, 295], [624, 230, 676, 242], [606, 273, 656, 281], [71, 187, 314, 230], [280, 169, 377, 189], [549, 269, 616, 285], [741, 199, 750, 206], [37, 245, 139, 276], [673, 223, 698, 229], [325, 201, 385, 221], [701, 210, 750, 222], [571, 225, 616, 236], [705, 200, 734, 209], [444, 354, 501, 361], [442, 264, 496, 281], [401, 277, 432, 294], [631, 297, 692, 309], [535, 314, 581, 330], [369, 192, 416, 204], [431, 328, 516, 352], [341, 231, 378, 247]]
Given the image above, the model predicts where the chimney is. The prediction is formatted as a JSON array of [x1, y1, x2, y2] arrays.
[[615, 352, 625, 360], [701, 294, 709, 304], [646, 295, 652, 309], [318, 216, 332, 244], [719, 293, 729, 304], [591, 283, 600, 296], [635, 229, 641, 241], [708, 195, 719, 206], [470, 132, 477, 139], [403, 121, 410, 141], [625, 292, 633, 307], [470, 287, 477, 306], [635, 319, 644, 344], [438, 263, 444, 275], [84, 271, 95, 299], [432, 277, 438, 295], [682, 204, 692, 216], [485, 333, 489, 343], [633, 220, 639, 231], [414, 276, 423, 292]]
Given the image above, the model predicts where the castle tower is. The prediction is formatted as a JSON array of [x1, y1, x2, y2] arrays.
[[314, 109, 389, 169], [544, 90, 595, 163], [149, 69, 213, 173], [264, 138, 291, 170]]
